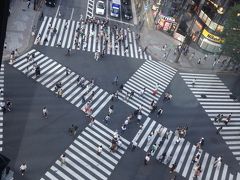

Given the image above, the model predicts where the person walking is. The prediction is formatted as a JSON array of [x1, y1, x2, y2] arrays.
[[20, 163, 27, 176], [139, 87, 146, 97], [96, 145, 103, 155], [27, 0, 31, 8], [42, 106, 48, 119], [150, 143, 158, 156], [60, 154, 66, 166], [104, 114, 110, 124], [144, 153, 151, 165], [216, 126, 223, 134], [113, 76, 118, 86], [169, 163, 177, 173], [137, 112, 142, 124], [131, 141, 138, 151], [108, 105, 114, 115], [66, 48, 71, 56], [157, 108, 163, 117], [214, 156, 222, 168]]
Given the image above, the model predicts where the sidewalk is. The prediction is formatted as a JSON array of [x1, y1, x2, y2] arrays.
[[2, 0, 40, 61], [139, 15, 235, 74]]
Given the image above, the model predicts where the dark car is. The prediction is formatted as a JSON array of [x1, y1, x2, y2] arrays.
[[46, 0, 56, 7], [122, 0, 130, 5], [122, 5, 132, 20]]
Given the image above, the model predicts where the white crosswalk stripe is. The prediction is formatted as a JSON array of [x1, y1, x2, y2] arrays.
[[132, 117, 239, 179], [9, 49, 112, 117], [0, 64, 4, 152], [119, 60, 177, 116], [180, 72, 240, 165], [86, 0, 94, 18], [41, 120, 130, 180], [34, 16, 152, 60]]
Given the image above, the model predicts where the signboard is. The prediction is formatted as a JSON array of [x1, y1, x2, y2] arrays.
[[202, 29, 224, 44]]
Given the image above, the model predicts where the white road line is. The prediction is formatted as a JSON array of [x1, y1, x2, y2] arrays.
[[132, 117, 151, 142], [182, 146, 196, 177], [175, 141, 190, 172], [205, 156, 215, 180], [70, 8, 74, 20]]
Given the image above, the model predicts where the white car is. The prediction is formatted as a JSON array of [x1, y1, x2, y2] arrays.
[[96, 1, 105, 15]]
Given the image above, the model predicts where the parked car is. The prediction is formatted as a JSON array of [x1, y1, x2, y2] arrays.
[[95, 1, 105, 15], [45, 0, 56, 7], [122, 0, 130, 5], [122, 5, 132, 20]]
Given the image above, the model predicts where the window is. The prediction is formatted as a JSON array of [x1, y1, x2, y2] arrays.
[[209, 21, 217, 31]]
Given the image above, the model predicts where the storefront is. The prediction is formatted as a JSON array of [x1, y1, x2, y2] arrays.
[[156, 15, 177, 33], [198, 29, 224, 53]]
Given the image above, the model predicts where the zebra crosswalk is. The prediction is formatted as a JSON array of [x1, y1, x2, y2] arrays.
[[132, 117, 239, 180], [9, 49, 112, 117], [40, 120, 130, 180], [0, 64, 4, 152], [34, 16, 152, 60], [180, 72, 240, 165], [118, 60, 177, 116], [86, 0, 94, 18]]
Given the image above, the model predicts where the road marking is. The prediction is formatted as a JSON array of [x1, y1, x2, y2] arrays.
[[55, 5, 60, 18], [70, 8, 74, 20]]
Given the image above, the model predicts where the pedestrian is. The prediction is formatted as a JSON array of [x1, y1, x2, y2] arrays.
[[121, 124, 127, 133], [131, 141, 138, 151], [104, 114, 110, 124], [96, 145, 103, 155], [150, 143, 158, 156], [90, 116, 95, 126], [113, 76, 118, 85], [152, 88, 157, 96], [157, 108, 163, 117], [108, 105, 114, 115], [169, 163, 177, 173], [203, 54, 208, 61], [137, 112, 142, 124], [214, 156, 222, 168], [197, 58, 201, 64], [65, 68, 70, 76], [69, 124, 78, 135], [147, 131, 154, 144], [119, 84, 124, 91], [27, 0, 31, 8], [66, 48, 71, 56], [130, 90, 135, 99], [60, 154, 66, 166], [192, 78, 196, 87], [158, 152, 167, 162], [196, 137, 204, 149], [143, 46, 148, 53], [42, 106, 48, 118], [192, 150, 201, 163], [139, 87, 146, 96], [194, 163, 202, 178], [216, 126, 223, 134], [57, 88, 63, 97], [144, 153, 151, 165], [20, 163, 27, 176]]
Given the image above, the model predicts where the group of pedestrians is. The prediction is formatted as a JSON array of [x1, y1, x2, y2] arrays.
[[214, 113, 232, 134]]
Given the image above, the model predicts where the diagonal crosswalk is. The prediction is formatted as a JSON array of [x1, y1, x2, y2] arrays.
[[86, 0, 94, 18], [180, 72, 240, 165], [132, 117, 239, 180], [118, 60, 177, 116], [34, 16, 152, 60], [9, 49, 112, 117], [40, 120, 130, 180], [0, 64, 4, 152]]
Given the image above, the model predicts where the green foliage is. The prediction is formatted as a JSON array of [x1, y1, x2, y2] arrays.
[[222, 4, 240, 63]]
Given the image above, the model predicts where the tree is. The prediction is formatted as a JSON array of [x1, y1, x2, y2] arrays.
[[222, 4, 240, 65]]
